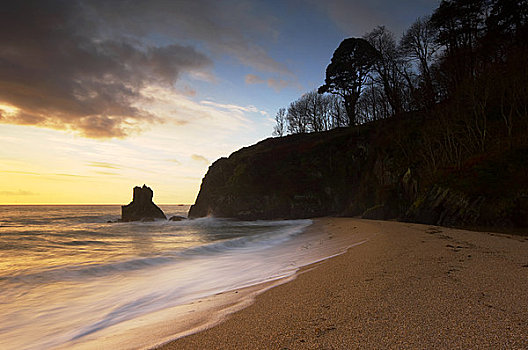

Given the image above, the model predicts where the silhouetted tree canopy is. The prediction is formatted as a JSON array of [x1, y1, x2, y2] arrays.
[[283, 91, 347, 134], [273, 0, 528, 181], [318, 38, 381, 125]]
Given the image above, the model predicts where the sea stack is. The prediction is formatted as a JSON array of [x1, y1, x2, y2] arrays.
[[121, 185, 166, 222]]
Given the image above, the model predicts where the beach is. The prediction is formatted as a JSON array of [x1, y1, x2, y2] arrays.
[[158, 218, 528, 349]]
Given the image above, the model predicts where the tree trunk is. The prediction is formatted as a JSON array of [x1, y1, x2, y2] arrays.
[[344, 94, 359, 126]]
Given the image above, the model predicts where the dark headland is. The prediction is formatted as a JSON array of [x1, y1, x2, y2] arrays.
[[188, 0, 528, 231], [188, 123, 527, 230]]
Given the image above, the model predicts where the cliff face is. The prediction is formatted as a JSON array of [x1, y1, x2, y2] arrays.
[[189, 122, 528, 229], [189, 128, 366, 220]]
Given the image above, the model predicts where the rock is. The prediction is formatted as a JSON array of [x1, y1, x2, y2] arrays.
[[406, 185, 484, 227], [121, 185, 166, 222], [402, 167, 418, 201], [187, 124, 527, 229], [169, 215, 187, 221], [362, 205, 387, 220], [188, 128, 367, 220]]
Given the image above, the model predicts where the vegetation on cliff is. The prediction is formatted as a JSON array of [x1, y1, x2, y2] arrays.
[[189, 116, 527, 227], [190, 0, 528, 228]]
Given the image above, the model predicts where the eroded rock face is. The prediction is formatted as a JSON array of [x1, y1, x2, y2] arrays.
[[121, 185, 166, 222], [188, 128, 366, 220], [405, 185, 484, 226], [188, 126, 527, 228]]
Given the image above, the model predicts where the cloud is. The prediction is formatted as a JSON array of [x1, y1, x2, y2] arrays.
[[191, 154, 209, 164], [181, 86, 197, 97], [1, 169, 91, 179], [92, 0, 288, 75], [200, 100, 268, 116], [0, 190, 37, 196], [314, 0, 438, 36], [52, 173, 91, 178], [0, 2, 214, 138], [88, 162, 120, 169], [189, 71, 218, 84], [0, 1, 297, 139], [137, 85, 252, 131], [245, 74, 298, 92], [245, 74, 266, 85], [1, 170, 41, 176], [94, 171, 119, 176]]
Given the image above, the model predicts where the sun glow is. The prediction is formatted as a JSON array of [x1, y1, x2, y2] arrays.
[[0, 102, 20, 117], [0, 84, 272, 205]]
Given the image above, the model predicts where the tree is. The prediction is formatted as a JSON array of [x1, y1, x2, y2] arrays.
[[400, 16, 439, 107], [286, 98, 309, 134], [326, 94, 348, 128], [357, 80, 391, 123], [485, 0, 528, 57], [304, 91, 325, 132], [487, 0, 528, 41], [272, 91, 347, 135], [272, 108, 286, 136], [286, 91, 332, 133], [430, 0, 491, 91], [364, 26, 405, 116], [318, 38, 381, 125]]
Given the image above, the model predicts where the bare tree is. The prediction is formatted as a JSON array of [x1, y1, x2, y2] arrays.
[[272, 108, 286, 137], [400, 16, 439, 106], [364, 26, 405, 116], [286, 97, 309, 134], [326, 94, 348, 128], [273, 91, 348, 135]]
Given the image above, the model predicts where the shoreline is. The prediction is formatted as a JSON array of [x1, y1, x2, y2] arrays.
[[60, 218, 371, 350], [157, 218, 528, 349], [144, 218, 374, 349]]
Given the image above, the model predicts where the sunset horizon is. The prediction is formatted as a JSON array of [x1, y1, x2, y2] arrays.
[[2, 1, 526, 349], [0, 1, 437, 205]]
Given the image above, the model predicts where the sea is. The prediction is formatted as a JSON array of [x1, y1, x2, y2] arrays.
[[0, 205, 353, 349]]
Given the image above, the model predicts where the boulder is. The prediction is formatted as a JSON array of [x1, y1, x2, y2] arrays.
[[121, 185, 166, 222]]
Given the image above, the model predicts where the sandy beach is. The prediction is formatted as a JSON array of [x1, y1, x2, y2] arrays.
[[157, 218, 528, 349]]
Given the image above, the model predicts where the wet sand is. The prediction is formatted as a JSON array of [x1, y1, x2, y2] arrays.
[[157, 218, 528, 349]]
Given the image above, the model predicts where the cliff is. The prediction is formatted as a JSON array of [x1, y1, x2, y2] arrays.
[[189, 128, 365, 220], [189, 118, 528, 229], [121, 185, 166, 222]]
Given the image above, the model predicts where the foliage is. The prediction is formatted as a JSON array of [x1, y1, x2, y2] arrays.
[[273, 0, 527, 156], [266, 0, 527, 227], [318, 38, 381, 125], [277, 91, 347, 135]]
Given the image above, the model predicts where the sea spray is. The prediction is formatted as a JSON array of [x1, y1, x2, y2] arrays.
[[0, 205, 320, 349]]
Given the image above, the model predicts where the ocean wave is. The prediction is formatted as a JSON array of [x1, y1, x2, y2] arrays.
[[180, 219, 312, 256], [1, 219, 312, 285]]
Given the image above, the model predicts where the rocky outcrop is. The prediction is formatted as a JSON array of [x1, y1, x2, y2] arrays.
[[121, 185, 166, 222], [188, 128, 367, 220], [407, 186, 528, 228], [188, 123, 527, 229], [405, 185, 485, 226], [169, 215, 186, 221]]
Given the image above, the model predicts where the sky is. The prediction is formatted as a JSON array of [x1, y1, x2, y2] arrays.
[[0, 0, 438, 204]]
